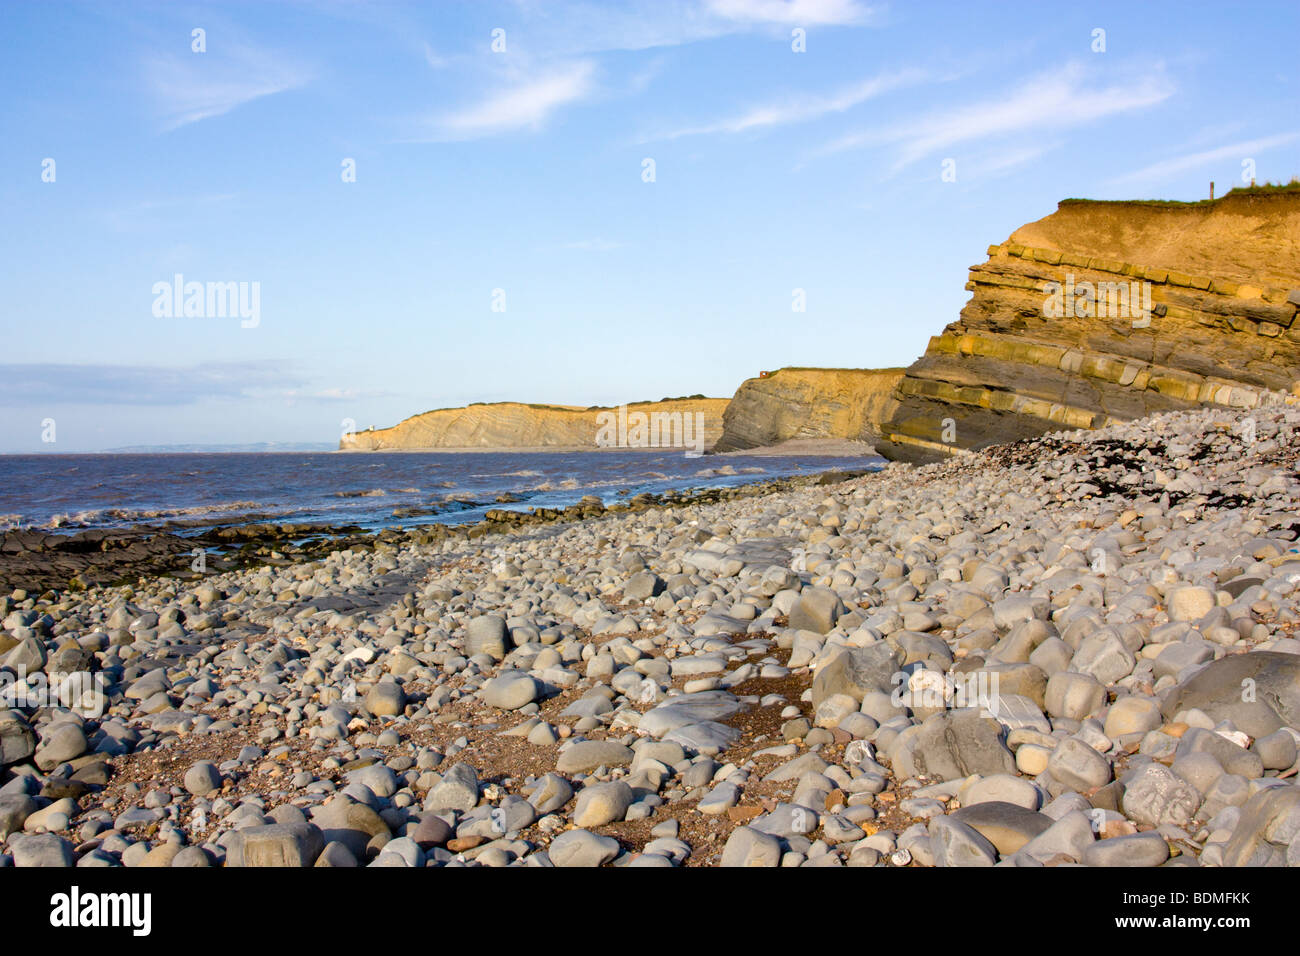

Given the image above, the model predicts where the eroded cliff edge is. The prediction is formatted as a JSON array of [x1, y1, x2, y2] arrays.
[[876, 190, 1300, 463], [711, 367, 905, 452], [339, 398, 728, 451]]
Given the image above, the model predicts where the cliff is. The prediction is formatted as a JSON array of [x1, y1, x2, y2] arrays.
[[711, 367, 905, 452], [876, 189, 1300, 463], [339, 398, 729, 451]]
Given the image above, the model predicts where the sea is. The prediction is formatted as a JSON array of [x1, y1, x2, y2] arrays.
[[0, 450, 881, 537]]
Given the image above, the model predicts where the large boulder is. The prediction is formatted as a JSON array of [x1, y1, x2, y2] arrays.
[[950, 801, 1052, 855], [787, 587, 846, 635], [310, 796, 391, 860], [0, 712, 37, 766], [226, 823, 325, 867], [465, 615, 510, 661], [811, 643, 902, 709], [1221, 786, 1300, 867], [1161, 651, 1300, 738], [1121, 763, 1200, 828], [910, 709, 1016, 781]]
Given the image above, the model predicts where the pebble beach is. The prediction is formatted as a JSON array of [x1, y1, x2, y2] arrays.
[[4, 403, 1300, 868]]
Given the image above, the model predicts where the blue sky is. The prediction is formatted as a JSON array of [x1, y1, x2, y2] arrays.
[[2, 0, 1297, 452]]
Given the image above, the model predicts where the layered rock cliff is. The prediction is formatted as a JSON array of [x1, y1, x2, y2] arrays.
[[339, 398, 728, 451], [876, 190, 1300, 462], [711, 367, 905, 452]]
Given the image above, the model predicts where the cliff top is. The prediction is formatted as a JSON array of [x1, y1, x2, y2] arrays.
[[741, 366, 907, 383], [1014, 184, 1300, 287], [403, 396, 727, 418], [1058, 179, 1300, 208]]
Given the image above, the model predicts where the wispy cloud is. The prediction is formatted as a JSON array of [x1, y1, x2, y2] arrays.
[[818, 62, 1174, 169], [0, 362, 299, 406], [499, 0, 879, 56], [657, 66, 929, 140], [705, 0, 876, 25], [0, 362, 392, 407], [145, 42, 312, 131], [278, 385, 389, 404], [969, 141, 1063, 178], [1108, 131, 1300, 184], [427, 61, 598, 140]]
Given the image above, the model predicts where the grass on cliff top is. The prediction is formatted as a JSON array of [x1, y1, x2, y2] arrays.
[[591, 394, 714, 409], [400, 396, 723, 418], [759, 365, 908, 376], [1061, 178, 1300, 208]]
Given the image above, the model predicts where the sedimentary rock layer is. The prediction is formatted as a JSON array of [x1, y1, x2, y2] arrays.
[[339, 399, 728, 451], [877, 191, 1300, 462], [711, 367, 905, 452]]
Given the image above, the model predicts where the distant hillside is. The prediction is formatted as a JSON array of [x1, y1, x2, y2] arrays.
[[711, 367, 906, 452], [339, 399, 729, 451]]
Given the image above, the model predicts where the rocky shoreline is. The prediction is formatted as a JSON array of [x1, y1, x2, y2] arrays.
[[2, 405, 1300, 868], [0, 473, 867, 599]]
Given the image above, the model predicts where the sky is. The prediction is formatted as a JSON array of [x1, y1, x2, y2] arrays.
[[1, 0, 1297, 452]]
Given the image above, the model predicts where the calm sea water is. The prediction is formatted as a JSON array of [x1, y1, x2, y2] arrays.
[[0, 451, 881, 535]]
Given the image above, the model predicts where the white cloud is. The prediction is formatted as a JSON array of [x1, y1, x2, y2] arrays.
[[705, 0, 875, 25], [432, 61, 597, 140], [660, 67, 928, 140], [819, 62, 1174, 169], [145, 43, 311, 130], [1109, 131, 1300, 184], [498, 0, 879, 56]]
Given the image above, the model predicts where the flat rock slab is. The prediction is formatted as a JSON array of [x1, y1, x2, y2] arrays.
[[663, 720, 742, 755], [729, 537, 796, 569], [691, 615, 752, 637], [638, 691, 746, 738], [670, 652, 729, 675], [556, 740, 635, 773]]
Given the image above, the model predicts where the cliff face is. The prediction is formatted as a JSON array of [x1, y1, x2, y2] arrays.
[[877, 191, 1300, 462], [339, 399, 728, 451], [711, 367, 905, 452]]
